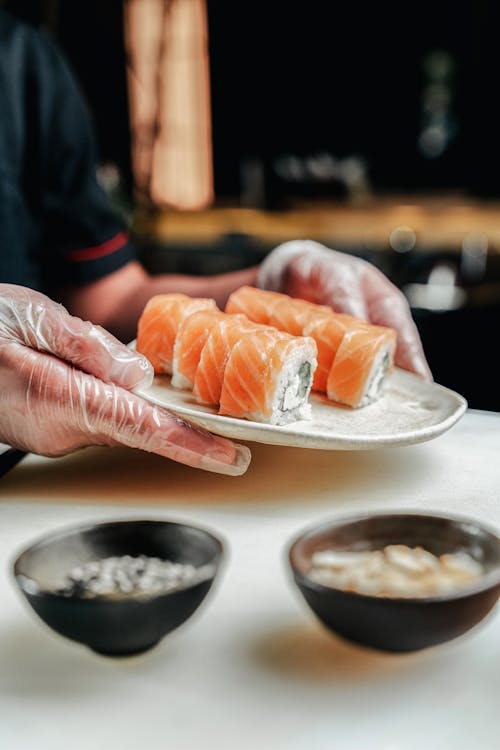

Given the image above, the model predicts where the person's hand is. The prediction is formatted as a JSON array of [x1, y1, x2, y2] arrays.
[[0, 284, 250, 475], [257, 240, 432, 380]]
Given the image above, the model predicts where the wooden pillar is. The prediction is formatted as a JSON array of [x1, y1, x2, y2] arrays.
[[124, 0, 214, 210]]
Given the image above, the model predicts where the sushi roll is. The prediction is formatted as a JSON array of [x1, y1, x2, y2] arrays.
[[303, 312, 368, 392], [171, 309, 226, 389], [225, 285, 288, 324], [219, 328, 318, 425], [227, 286, 397, 408], [193, 314, 262, 405], [268, 296, 332, 336], [136, 293, 217, 374], [326, 324, 396, 408]]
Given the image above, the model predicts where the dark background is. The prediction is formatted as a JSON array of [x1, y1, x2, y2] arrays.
[[4, 0, 500, 410], [6, 0, 500, 202]]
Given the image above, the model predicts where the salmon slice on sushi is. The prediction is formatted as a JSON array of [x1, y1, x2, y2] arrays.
[[219, 328, 318, 425], [267, 297, 332, 336], [193, 314, 263, 406], [171, 309, 226, 390], [136, 293, 217, 374], [326, 324, 396, 408], [303, 312, 370, 393], [225, 285, 288, 324]]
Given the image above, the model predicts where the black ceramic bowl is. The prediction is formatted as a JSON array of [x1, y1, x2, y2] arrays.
[[13, 518, 224, 657], [288, 512, 500, 652]]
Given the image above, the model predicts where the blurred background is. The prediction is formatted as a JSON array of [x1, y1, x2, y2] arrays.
[[4, 0, 500, 410]]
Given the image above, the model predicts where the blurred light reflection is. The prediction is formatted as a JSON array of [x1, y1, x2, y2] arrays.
[[389, 226, 416, 253], [404, 263, 466, 311], [461, 233, 488, 282]]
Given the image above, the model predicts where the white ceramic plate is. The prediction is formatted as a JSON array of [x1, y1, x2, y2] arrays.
[[135, 368, 467, 450]]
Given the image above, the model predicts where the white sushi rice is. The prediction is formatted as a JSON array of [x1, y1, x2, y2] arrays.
[[256, 340, 317, 425], [271, 356, 314, 425], [171, 368, 192, 390]]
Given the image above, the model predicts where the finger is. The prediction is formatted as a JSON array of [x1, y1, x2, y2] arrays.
[[1, 286, 153, 390], [361, 270, 433, 380], [319, 265, 369, 320], [324, 284, 368, 320], [395, 329, 434, 381], [3, 343, 251, 475], [55, 319, 154, 391], [257, 240, 328, 291], [74, 373, 252, 476], [286, 250, 370, 319]]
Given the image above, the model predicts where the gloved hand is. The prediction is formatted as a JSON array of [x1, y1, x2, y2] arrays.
[[0, 284, 250, 475], [257, 240, 432, 380]]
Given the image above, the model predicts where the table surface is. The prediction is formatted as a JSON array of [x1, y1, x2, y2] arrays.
[[1, 408, 500, 750]]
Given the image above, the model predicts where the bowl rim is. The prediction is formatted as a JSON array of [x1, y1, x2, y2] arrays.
[[287, 509, 500, 604], [12, 516, 225, 600]]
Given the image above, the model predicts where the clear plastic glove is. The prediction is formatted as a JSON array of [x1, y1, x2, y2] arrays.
[[257, 240, 432, 380], [0, 284, 250, 476]]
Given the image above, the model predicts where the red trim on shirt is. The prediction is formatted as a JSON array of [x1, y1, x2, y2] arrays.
[[66, 231, 129, 262]]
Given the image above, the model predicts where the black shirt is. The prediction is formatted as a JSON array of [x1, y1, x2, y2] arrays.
[[0, 10, 134, 293]]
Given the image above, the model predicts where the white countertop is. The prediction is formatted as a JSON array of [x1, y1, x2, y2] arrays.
[[1, 408, 500, 750]]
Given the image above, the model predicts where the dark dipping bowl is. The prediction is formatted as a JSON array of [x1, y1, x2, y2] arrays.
[[288, 512, 500, 653], [13, 518, 224, 657]]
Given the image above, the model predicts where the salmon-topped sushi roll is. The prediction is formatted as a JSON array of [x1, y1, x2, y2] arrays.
[[268, 297, 332, 336], [136, 293, 217, 374], [193, 314, 262, 405], [225, 285, 288, 324], [219, 328, 317, 425], [302, 312, 367, 392], [171, 309, 226, 390], [326, 324, 396, 408]]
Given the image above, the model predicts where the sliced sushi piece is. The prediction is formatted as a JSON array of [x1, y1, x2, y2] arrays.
[[193, 314, 262, 405], [224, 286, 396, 406], [303, 312, 367, 392], [219, 328, 318, 425], [136, 293, 217, 374], [268, 296, 332, 336], [172, 309, 226, 389], [326, 324, 396, 408], [225, 285, 288, 324]]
